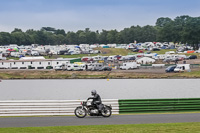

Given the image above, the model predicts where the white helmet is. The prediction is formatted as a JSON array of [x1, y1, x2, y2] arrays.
[[91, 90, 97, 96]]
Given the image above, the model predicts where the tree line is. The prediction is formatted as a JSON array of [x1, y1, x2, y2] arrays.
[[0, 15, 200, 49]]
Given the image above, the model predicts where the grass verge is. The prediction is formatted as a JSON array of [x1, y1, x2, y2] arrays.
[[0, 122, 200, 133], [0, 69, 200, 79]]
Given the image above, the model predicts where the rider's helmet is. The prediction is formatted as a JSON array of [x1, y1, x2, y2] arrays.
[[91, 90, 97, 96]]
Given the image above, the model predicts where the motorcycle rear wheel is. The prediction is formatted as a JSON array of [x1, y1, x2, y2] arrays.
[[101, 107, 112, 117], [74, 107, 87, 118]]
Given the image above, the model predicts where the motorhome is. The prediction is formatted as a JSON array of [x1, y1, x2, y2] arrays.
[[55, 64, 66, 71], [107, 56, 115, 61], [66, 64, 86, 71], [10, 52, 25, 58], [120, 62, 140, 70], [86, 63, 103, 71], [174, 64, 191, 72], [31, 50, 40, 56]]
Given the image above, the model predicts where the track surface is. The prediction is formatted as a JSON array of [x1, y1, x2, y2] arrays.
[[0, 113, 200, 127]]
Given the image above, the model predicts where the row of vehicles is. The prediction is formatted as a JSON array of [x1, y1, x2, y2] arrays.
[[55, 62, 141, 71], [81, 55, 136, 62], [163, 55, 197, 63], [55, 63, 112, 71]]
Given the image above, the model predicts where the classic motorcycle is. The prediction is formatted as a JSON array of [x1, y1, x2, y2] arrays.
[[74, 100, 112, 118]]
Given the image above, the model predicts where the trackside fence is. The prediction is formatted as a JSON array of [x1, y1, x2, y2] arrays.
[[1, 98, 200, 116], [0, 99, 119, 116], [119, 98, 200, 113]]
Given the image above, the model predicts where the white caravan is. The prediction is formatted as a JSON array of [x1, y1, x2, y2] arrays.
[[107, 56, 116, 61], [174, 64, 191, 72], [87, 63, 103, 71], [120, 62, 140, 70], [66, 64, 86, 71]]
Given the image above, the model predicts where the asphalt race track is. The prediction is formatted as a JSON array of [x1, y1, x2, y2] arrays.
[[0, 113, 200, 128]]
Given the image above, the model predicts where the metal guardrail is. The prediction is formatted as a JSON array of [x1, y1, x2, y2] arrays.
[[0, 99, 119, 116], [119, 98, 200, 113]]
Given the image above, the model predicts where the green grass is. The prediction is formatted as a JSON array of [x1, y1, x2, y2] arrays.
[[131, 49, 177, 55], [44, 48, 175, 59], [0, 122, 200, 133], [44, 54, 99, 59], [179, 70, 200, 78], [95, 48, 133, 56], [45, 48, 133, 59], [6, 57, 20, 60]]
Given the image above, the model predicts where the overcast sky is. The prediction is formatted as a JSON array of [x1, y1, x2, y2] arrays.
[[0, 0, 200, 32]]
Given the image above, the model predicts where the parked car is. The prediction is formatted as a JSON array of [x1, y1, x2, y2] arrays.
[[132, 49, 139, 52], [82, 57, 93, 62], [114, 55, 122, 60], [152, 48, 160, 51], [138, 50, 144, 53], [165, 65, 176, 73], [189, 55, 197, 59], [128, 57, 136, 60], [99, 66, 112, 71]]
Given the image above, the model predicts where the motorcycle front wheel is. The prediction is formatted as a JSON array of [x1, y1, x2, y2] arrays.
[[101, 107, 112, 117], [74, 107, 87, 118]]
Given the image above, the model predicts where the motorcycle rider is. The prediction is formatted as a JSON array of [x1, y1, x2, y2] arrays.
[[87, 90, 103, 112]]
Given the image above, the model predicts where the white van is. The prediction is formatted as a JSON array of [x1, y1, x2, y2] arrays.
[[120, 62, 140, 70], [174, 64, 191, 72]]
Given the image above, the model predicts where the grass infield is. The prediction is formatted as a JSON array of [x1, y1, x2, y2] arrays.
[[0, 122, 200, 133]]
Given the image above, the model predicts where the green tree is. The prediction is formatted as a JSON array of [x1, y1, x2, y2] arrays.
[[99, 30, 108, 44], [107, 30, 118, 43], [66, 31, 78, 44], [156, 17, 172, 27], [0, 32, 11, 45]]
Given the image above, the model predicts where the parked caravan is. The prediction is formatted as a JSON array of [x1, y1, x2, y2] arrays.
[[174, 64, 191, 72], [66, 64, 85, 71], [55, 64, 66, 71], [10, 52, 25, 58], [107, 56, 115, 61], [67, 64, 81, 71], [86, 63, 103, 71], [31, 51, 40, 56], [120, 62, 140, 70]]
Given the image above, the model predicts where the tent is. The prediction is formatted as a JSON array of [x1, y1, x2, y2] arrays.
[[187, 51, 195, 53], [103, 46, 109, 48], [7, 48, 16, 52], [136, 57, 155, 64], [13, 48, 19, 52]]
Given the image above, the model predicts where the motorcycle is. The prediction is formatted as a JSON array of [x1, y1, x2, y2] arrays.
[[74, 100, 112, 118]]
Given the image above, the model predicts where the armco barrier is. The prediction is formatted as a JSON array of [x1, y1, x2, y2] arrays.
[[119, 98, 200, 113], [0, 99, 119, 116]]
